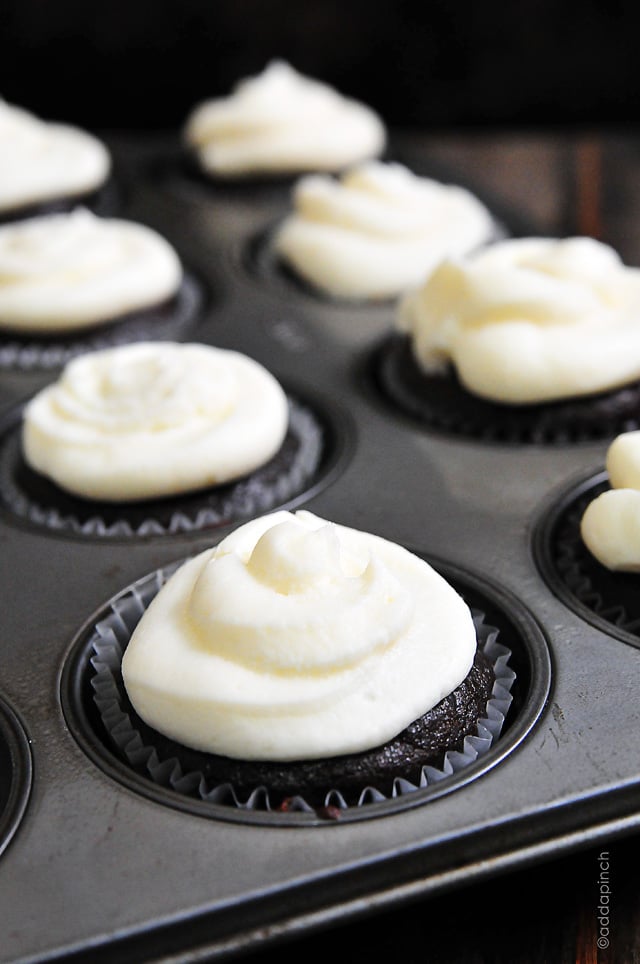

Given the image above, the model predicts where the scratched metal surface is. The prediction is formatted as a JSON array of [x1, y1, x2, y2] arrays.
[[0, 130, 639, 963]]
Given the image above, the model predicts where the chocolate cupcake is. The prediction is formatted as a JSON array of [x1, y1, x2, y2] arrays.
[[0, 99, 112, 223], [86, 511, 516, 812], [182, 60, 386, 184], [0, 210, 201, 370], [377, 236, 640, 444], [537, 431, 640, 645], [274, 161, 500, 303], [1, 342, 326, 536]]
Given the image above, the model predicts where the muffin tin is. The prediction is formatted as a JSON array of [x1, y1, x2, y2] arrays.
[[1, 131, 640, 962]]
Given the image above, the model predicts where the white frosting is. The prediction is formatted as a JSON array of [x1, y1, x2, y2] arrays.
[[121, 510, 477, 760], [581, 431, 640, 571], [275, 162, 496, 299], [184, 60, 386, 178], [22, 342, 289, 502], [0, 99, 111, 213], [398, 236, 640, 404], [0, 209, 183, 333]]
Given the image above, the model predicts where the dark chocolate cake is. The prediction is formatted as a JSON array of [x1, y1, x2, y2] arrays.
[[0, 273, 203, 370], [186, 647, 495, 808], [376, 334, 640, 445]]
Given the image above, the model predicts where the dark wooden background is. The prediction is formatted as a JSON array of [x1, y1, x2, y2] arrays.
[[2, 0, 640, 131]]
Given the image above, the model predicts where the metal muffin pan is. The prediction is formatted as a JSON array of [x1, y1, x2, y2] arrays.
[[1, 133, 639, 963]]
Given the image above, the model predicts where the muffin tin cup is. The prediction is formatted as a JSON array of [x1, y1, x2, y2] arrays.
[[533, 468, 640, 648], [60, 554, 551, 828], [0, 694, 33, 858], [0, 271, 205, 372]]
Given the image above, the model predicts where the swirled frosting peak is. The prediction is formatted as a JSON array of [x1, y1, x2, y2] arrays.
[[0, 208, 183, 333], [581, 431, 640, 571], [275, 161, 496, 299], [22, 341, 289, 501], [121, 510, 477, 760], [183, 60, 386, 178], [0, 99, 111, 214], [398, 236, 640, 404]]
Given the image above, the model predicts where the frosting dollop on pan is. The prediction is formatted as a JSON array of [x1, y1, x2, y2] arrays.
[[121, 510, 477, 761]]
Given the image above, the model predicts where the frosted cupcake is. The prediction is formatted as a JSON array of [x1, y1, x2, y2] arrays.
[[0, 99, 111, 221], [274, 161, 497, 301], [581, 431, 640, 572], [378, 236, 640, 443], [536, 430, 640, 644], [103, 509, 513, 809], [183, 60, 386, 182], [0, 342, 325, 535], [0, 209, 203, 369]]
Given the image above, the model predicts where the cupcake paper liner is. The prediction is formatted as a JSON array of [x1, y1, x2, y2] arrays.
[[376, 335, 640, 445], [85, 565, 516, 817], [0, 397, 325, 538], [0, 273, 204, 371]]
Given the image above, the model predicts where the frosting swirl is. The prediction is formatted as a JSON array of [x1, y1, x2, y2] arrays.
[[121, 510, 477, 760], [398, 236, 640, 404], [184, 60, 386, 178], [0, 209, 183, 333], [275, 162, 496, 299], [0, 99, 110, 214], [581, 431, 640, 571], [22, 342, 289, 501]]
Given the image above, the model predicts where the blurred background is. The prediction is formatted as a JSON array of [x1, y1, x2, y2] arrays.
[[1, 0, 638, 132]]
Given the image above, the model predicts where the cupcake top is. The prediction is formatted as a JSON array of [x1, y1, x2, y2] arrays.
[[397, 236, 640, 404], [183, 60, 386, 179], [121, 510, 477, 761], [581, 431, 640, 571], [0, 99, 111, 215], [22, 341, 289, 502], [274, 161, 496, 300], [0, 209, 183, 334]]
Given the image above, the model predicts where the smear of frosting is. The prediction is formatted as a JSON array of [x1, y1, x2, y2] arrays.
[[22, 342, 289, 501], [121, 510, 477, 760], [0, 99, 110, 213], [275, 162, 496, 299], [184, 60, 386, 178], [397, 236, 640, 404]]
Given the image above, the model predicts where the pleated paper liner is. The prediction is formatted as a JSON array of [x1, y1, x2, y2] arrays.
[[0, 271, 205, 371], [534, 468, 640, 649], [0, 693, 32, 858], [0, 395, 336, 538], [374, 334, 640, 445], [61, 557, 552, 826]]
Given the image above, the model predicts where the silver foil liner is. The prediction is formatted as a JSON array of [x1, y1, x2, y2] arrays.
[[0, 397, 325, 538], [87, 563, 516, 815], [0, 273, 204, 371]]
